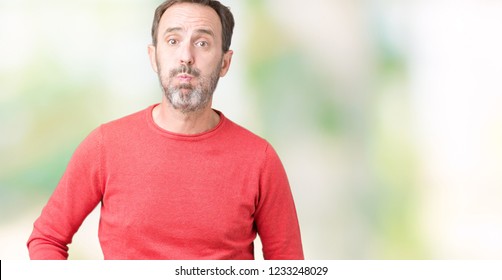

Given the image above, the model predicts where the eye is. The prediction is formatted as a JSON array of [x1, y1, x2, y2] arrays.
[[167, 39, 178, 45], [195, 41, 208, 48]]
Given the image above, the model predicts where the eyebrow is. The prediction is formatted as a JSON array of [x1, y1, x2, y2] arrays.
[[163, 27, 215, 38]]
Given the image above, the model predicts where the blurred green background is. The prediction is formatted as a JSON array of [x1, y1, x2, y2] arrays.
[[1, 0, 502, 259]]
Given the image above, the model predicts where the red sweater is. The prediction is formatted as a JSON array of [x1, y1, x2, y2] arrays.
[[27, 105, 303, 260]]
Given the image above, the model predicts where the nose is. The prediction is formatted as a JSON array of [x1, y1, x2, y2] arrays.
[[179, 41, 194, 65]]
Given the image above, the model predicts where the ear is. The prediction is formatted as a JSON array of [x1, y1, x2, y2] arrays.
[[219, 50, 233, 77], [148, 44, 159, 73]]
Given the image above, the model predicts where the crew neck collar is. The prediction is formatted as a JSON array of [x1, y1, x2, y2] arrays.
[[145, 104, 226, 141]]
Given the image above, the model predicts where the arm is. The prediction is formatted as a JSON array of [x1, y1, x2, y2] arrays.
[[254, 144, 304, 260], [27, 127, 104, 259]]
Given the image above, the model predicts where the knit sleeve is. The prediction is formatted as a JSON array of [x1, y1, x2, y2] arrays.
[[254, 144, 304, 260], [27, 126, 105, 259]]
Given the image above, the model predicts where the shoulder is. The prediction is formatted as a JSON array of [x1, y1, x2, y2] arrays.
[[90, 105, 154, 145], [75, 105, 153, 151], [100, 105, 151, 133], [220, 114, 271, 152], [218, 114, 288, 172]]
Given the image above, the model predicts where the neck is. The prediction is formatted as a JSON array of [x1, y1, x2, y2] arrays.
[[152, 100, 220, 135]]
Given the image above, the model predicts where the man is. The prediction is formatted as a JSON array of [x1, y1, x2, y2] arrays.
[[27, 0, 303, 260]]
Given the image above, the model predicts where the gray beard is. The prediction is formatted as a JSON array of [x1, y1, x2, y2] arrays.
[[159, 64, 222, 114], [166, 82, 209, 113]]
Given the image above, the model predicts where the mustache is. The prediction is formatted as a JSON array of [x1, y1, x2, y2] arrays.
[[169, 64, 201, 78]]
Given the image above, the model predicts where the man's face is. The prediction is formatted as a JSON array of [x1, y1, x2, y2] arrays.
[[148, 3, 233, 113]]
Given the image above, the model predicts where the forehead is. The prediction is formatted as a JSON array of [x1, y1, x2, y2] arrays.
[[159, 3, 222, 36]]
